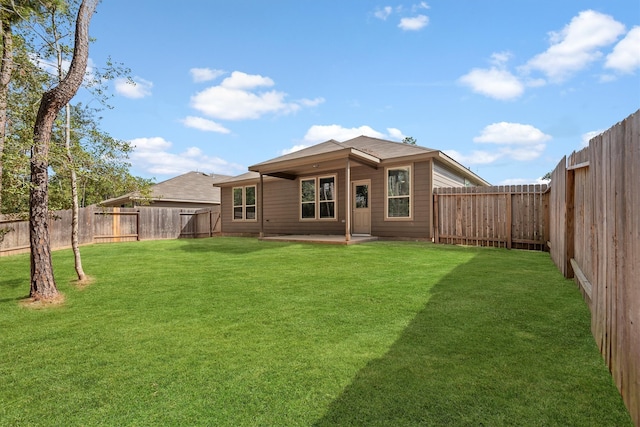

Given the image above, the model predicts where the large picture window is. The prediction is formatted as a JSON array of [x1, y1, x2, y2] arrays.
[[233, 186, 256, 221], [386, 166, 411, 218], [300, 175, 336, 220]]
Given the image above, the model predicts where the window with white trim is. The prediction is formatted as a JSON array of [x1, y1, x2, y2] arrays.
[[233, 186, 256, 221], [300, 175, 336, 220], [386, 166, 411, 218]]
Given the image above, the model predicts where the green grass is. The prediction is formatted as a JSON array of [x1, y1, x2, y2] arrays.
[[0, 238, 631, 426]]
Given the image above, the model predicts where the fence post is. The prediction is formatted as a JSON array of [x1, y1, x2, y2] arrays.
[[135, 211, 140, 241], [433, 192, 439, 244], [506, 192, 512, 249]]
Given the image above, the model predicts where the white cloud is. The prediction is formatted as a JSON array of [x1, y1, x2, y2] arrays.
[[281, 124, 406, 155], [473, 122, 552, 145], [412, 2, 430, 12], [581, 129, 604, 147], [500, 144, 546, 161], [500, 177, 551, 185], [387, 128, 406, 140], [374, 6, 392, 20], [190, 67, 225, 83], [115, 76, 153, 99], [398, 14, 429, 31], [280, 144, 310, 155], [605, 26, 640, 74], [190, 71, 323, 120], [220, 71, 274, 90], [302, 124, 399, 144], [449, 122, 551, 166], [129, 136, 244, 177], [444, 149, 502, 165], [181, 116, 231, 134], [459, 67, 524, 100], [298, 97, 326, 107], [523, 10, 626, 82]]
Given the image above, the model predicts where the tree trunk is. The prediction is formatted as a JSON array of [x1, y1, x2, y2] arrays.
[[0, 19, 13, 213], [65, 103, 87, 281], [29, 0, 96, 301]]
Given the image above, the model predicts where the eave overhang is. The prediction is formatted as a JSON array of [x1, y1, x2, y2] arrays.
[[248, 147, 380, 179]]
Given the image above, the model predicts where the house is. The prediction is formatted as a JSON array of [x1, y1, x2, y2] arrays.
[[215, 136, 490, 241], [101, 171, 230, 209]]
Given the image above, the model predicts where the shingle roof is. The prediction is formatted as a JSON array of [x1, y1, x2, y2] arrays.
[[340, 136, 436, 159], [148, 171, 229, 203], [219, 135, 489, 186], [250, 136, 436, 168], [101, 171, 230, 205]]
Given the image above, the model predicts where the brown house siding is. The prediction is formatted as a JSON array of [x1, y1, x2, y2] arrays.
[[220, 186, 261, 235], [220, 161, 439, 240], [369, 161, 432, 239], [261, 171, 346, 235], [433, 161, 470, 188]]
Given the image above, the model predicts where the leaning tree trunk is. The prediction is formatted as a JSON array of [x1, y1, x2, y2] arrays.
[[29, 0, 96, 301]]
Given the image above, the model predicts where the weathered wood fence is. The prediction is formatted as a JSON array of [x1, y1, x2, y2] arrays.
[[433, 185, 549, 250], [0, 206, 221, 256], [549, 110, 639, 425]]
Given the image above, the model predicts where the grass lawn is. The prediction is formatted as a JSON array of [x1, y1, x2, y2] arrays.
[[0, 237, 631, 426]]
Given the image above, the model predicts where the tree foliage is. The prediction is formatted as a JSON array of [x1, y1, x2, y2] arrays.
[[0, 0, 149, 216]]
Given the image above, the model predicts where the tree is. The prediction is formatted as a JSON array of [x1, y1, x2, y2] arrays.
[[29, 0, 96, 302], [0, 0, 42, 215], [402, 136, 417, 145]]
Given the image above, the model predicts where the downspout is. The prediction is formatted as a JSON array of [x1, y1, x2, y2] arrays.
[[345, 158, 351, 242], [259, 173, 264, 239]]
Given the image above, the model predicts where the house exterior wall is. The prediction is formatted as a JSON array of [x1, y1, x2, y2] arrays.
[[433, 161, 468, 188], [219, 160, 435, 239], [368, 160, 432, 239]]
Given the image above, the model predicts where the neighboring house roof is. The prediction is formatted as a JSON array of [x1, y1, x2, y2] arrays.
[[100, 171, 231, 206], [218, 136, 490, 186]]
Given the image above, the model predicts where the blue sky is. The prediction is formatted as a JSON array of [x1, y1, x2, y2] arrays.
[[83, 0, 639, 185]]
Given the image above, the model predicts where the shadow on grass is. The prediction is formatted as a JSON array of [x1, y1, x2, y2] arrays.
[[0, 278, 23, 290], [177, 237, 293, 255], [314, 250, 632, 426]]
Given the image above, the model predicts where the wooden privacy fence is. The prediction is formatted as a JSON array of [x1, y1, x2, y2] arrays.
[[0, 206, 221, 256], [549, 110, 639, 426], [433, 185, 549, 250]]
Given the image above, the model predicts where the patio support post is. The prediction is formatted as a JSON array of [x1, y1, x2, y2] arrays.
[[259, 173, 264, 239], [345, 158, 351, 242]]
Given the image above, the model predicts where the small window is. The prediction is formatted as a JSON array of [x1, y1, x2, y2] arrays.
[[300, 175, 336, 220], [386, 166, 411, 218], [232, 186, 257, 221]]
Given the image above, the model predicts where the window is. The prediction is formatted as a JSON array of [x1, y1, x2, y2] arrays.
[[386, 166, 411, 218], [319, 176, 335, 218], [300, 175, 336, 220], [233, 186, 256, 221], [301, 179, 316, 219]]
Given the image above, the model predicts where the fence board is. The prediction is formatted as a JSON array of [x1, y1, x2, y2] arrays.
[[549, 109, 639, 425], [434, 185, 548, 250], [0, 206, 221, 256]]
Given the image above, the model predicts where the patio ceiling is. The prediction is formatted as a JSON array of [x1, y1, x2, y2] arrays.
[[248, 147, 380, 179]]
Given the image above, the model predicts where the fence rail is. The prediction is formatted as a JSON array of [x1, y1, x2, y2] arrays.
[[0, 206, 221, 256], [549, 109, 639, 426], [433, 185, 548, 250]]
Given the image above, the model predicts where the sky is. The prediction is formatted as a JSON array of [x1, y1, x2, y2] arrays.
[[79, 0, 640, 185]]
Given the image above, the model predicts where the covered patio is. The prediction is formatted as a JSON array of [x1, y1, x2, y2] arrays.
[[260, 234, 379, 245]]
